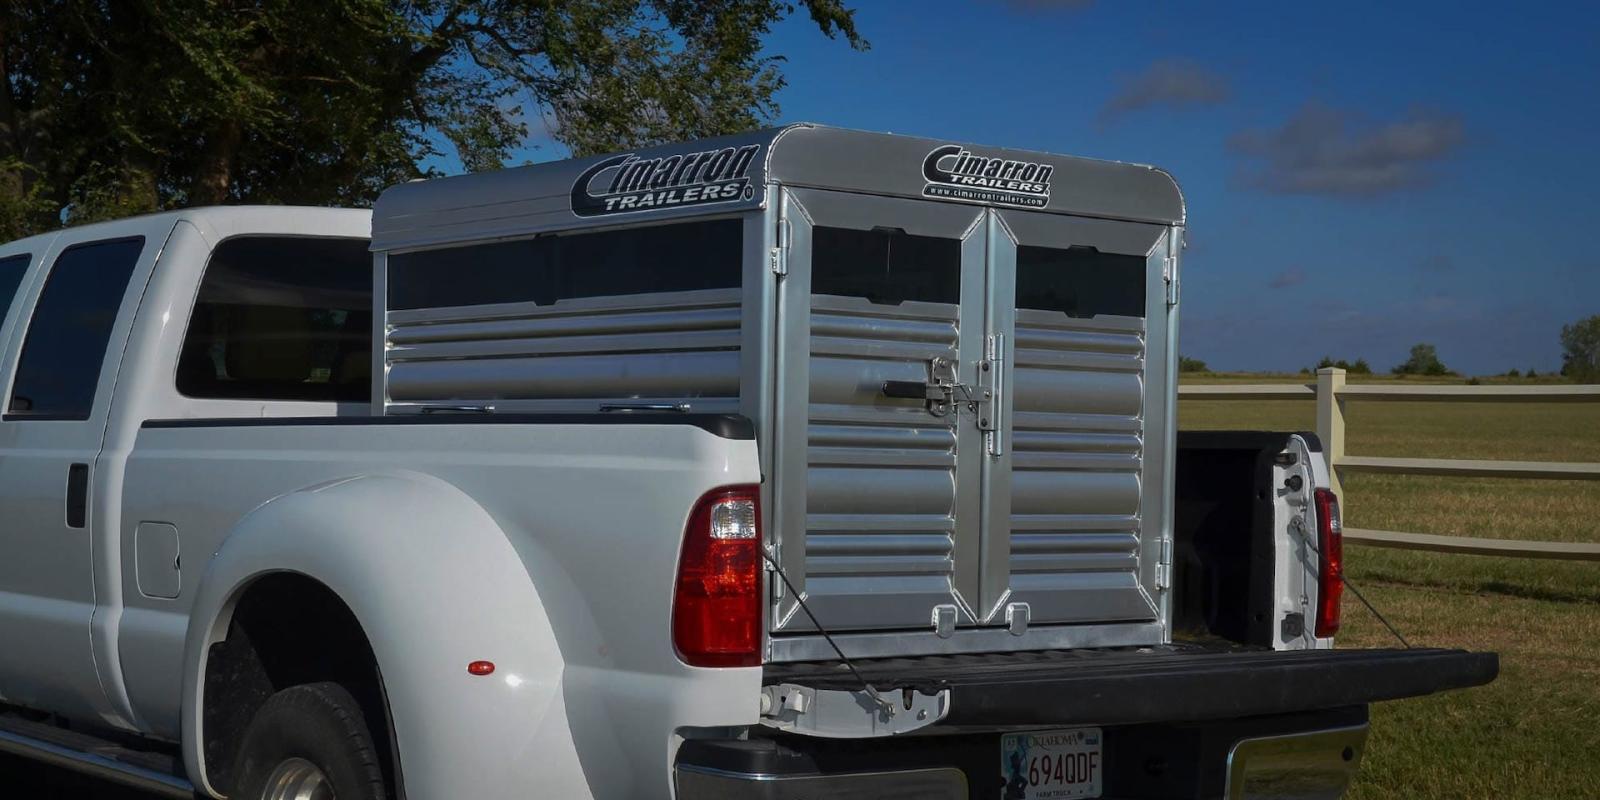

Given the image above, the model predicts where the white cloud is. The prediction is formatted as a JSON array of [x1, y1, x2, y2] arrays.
[[1101, 59, 1229, 122], [1229, 103, 1464, 196]]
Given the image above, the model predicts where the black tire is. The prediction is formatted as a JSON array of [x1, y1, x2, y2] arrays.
[[231, 682, 388, 800]]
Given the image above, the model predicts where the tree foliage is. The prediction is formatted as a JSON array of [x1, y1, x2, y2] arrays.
[[0, 0, 864, 238], [1391, 343, 1452, 376], [1561, 314, 1600, 382], [1314, 356, 1371, 375], [1178, 355, 1208, 373]]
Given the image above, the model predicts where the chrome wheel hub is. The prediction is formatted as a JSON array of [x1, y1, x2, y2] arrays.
[[260, 757, 334, 800]]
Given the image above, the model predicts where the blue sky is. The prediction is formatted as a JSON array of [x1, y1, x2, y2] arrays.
[[505, 1, 1600, 374]]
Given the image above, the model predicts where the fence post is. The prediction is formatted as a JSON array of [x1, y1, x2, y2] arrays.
[[1317, 367, 1347, 500]]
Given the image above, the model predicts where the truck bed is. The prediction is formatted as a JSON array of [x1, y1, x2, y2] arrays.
[[765, 643, 1498, 727]]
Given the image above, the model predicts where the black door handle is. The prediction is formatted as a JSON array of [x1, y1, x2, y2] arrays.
[[881, 380, 943, 401], [66, 463, 88, 528]]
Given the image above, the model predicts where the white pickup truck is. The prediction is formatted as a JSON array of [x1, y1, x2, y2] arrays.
[[0, 125, 1494, 800]]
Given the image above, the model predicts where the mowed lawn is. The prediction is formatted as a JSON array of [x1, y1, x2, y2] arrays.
[[1181, 382, 1600, 800]]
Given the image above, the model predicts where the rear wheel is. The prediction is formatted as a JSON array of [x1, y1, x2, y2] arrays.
[[231, 682, 387, 800]]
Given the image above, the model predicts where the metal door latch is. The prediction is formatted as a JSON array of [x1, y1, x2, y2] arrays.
[[881, 356, 974, 418], [880, 346, 1002, 456]]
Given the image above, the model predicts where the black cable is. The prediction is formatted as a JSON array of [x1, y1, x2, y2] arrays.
[[1298, 520, 1413, 649], [1341, 572, 1412, 649], [762, 550, 894, 712]]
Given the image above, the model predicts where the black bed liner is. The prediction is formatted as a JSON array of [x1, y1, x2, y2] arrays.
[[765, 644, 1497, 727]]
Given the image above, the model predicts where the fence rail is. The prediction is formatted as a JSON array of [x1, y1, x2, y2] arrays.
[[1344, 529, 1600, 561], [1178, 368, 1600, 560]]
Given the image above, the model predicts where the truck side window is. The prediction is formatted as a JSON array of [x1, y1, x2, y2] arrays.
[[177, 237, 372, 402], [8, 238, 145, 419], [1015, 244, 1146, 319], [0, 253, 31, 318], [387, 218, 741, 310], [810, 226, 961, 306]]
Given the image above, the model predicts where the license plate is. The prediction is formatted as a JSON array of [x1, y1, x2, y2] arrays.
[[1000, 728, 1103, 799]]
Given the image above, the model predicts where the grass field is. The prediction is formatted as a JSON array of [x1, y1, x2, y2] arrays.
[[1180, 379, 1600, 799]]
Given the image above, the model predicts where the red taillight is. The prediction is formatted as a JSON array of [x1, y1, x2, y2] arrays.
[[673, 486, 762, 667], [1313, 488, 1344, 638]]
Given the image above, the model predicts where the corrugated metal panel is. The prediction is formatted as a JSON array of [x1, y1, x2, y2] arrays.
[[1005, 310, 1156, 622], [385, 289, 742, 411], [793, 295, 964, 630]]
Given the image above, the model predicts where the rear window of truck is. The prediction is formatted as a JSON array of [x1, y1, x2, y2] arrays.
[[386, 218, 741, 310], [178, 236, 372, 403]]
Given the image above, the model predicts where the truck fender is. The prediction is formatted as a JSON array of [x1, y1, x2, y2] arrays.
[[180, 470, 585, 798]]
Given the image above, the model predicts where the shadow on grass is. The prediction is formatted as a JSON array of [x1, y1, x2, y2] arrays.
[[1356, 572, 1600, 606]]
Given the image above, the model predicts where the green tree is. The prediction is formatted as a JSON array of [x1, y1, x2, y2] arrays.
[[1314, 356, 1371, 375], [1178, 355, 1208, 372], [0, 0, 864, 237], [1391, 343, 1452, 376], [1561, 315, 1600, 382]]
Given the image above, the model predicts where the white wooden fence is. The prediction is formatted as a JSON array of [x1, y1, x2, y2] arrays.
[[1179, 368, 1600, 561]]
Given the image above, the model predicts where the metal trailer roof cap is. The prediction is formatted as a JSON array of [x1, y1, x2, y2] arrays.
[[370, 124, 1184, 253]]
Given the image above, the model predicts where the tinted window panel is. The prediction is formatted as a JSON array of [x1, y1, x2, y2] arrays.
[[811, 226, 961, 306], [1016, 245, 1146, 318], [0, 254, 31, 319], [178, 237, 372, 402], [388, 219, 741, 310], [9, 238, 145, 418]]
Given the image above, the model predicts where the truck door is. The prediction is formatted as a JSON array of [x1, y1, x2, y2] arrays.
[[0, 228, 164, 722], [771, 191, 1173, 643], [984, 209, 1173, 628], [771, 189, 989, 633]]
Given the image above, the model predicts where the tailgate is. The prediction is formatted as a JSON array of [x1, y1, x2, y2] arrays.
[[765, 645, 1498, 728]]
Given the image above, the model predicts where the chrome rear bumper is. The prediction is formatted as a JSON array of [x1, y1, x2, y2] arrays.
[[676, 764, 966, 800], [676, 706, 1375, 799], [1226, 724, 1368, 800]]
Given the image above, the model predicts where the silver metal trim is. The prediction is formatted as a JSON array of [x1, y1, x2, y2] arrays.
[[1224, 723, 1368, 800], [768, 621, 1164, 662], [0, 728, 194, 799], [1005, 601, 1030, 636], [675, 762, 969, 799], [759, 683, 951, 738]]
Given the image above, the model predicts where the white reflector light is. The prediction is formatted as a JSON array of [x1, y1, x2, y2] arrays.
[[709, 499, 759, 540]]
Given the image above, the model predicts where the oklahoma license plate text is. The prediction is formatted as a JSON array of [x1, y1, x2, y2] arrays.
[[1000, 727, 1103, 799]]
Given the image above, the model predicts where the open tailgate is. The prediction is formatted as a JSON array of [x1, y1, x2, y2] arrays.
[[765, 644, 1498, 728]]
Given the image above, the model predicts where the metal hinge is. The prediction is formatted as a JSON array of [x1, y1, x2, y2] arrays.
[[1163, 254, 1179, 307], [760, 684, 950, 738], [771, 217, 791, 277], [977, 334, 1005, 456], [1155, 536, 1173, 590]]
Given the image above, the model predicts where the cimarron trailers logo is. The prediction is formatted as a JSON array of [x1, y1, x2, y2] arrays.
[[922, 145, 1053, 208], [571, 144, 761, 217]]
